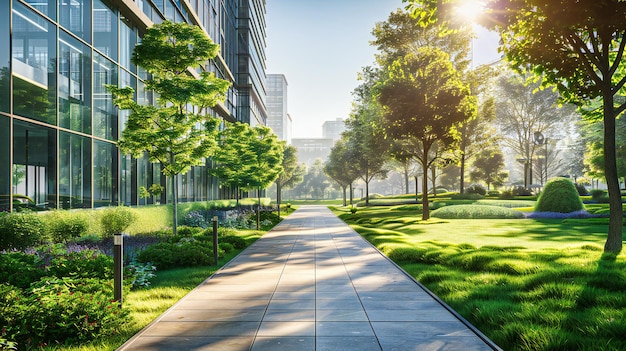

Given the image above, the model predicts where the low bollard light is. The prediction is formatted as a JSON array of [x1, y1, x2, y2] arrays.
[[212, 216, 218, 265], [114, 232, 123, 306]]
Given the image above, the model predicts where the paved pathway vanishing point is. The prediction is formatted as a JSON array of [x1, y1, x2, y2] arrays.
[[118, 205, 501, 351]]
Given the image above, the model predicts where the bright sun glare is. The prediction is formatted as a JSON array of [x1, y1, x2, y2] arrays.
[[455, 0, 485, 22]]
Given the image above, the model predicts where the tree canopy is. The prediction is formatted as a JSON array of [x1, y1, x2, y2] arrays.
[[377, 47, 474, 219], [107, 21, 229, 235]]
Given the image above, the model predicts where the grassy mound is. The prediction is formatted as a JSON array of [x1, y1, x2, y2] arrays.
[[431, 204, 525, 219]]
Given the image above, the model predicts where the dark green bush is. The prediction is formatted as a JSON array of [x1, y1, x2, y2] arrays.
[[220, 235, 247, 249], [6, 277, 129, 348], [591, 189, 605, 201], [0, 212, 46, 250], [45, 210, 89, 243], [499, 190, 514, 199], [512, 186, 532, 196], [575, 183, 588, 196], [466, 184, 487, 196], [45, 249, 113, 279], [487, 190, 500, 197], [451, 193, 483, 200], [0, 253, 44, 289], [177, 225, 202, 237], [100, 206, 136, 238], [137, 241, 215, 269], [219, 242, 234, 253], [535, 178, 584, 213]]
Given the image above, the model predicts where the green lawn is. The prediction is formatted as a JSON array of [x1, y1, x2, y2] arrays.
[[332, 205, 626, 351]]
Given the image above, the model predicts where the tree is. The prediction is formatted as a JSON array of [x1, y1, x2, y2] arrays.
[[345, 68, 390, 206], [245, 126, 284, 229], [470, 148, 508, 190], [494, 72, 577, 188], [275, 145, 305, 216], [296, 159, 330, 199], [377, 47, 475, 219], [582, 118, 626, 189], [108, 21, 229, 235], [211, 122, 254, 206], [407, 0, 626, 252], [388, 140, 419, 195], [325, 139, 360, 206], [456, 66, 499, 193]]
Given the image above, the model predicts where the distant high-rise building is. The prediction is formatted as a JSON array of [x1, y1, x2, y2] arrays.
[[291, 138, 335, 167], [322, 118, 346, 141], [266, 74, 290, 143]]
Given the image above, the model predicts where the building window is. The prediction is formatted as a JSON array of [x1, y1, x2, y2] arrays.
[[93, 140, 117, 207], [0, 3, 9, 114], [12, 0, 57, 125], [93, 0, 118, 61], [59, 0, 91, 42], [59, 131, 92, 208], [21, 0, 57, 21], [13, 120, 57, 210], [0, 116, 9, 212], [93, 52, 118, 140], [59, 31, 92, 133]]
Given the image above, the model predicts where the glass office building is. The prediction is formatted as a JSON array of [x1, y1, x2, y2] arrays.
[[0, 0, 268, 212]]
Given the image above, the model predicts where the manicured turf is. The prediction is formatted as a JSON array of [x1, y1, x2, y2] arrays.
[[332, 205, 626, 351]]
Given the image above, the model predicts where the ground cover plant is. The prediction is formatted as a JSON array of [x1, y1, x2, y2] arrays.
[[331, 205, 626, 351]]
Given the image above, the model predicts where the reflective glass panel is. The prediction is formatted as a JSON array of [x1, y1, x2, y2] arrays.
[[93, 52, 117, 140], [93, 140, 117, 207], [93, 0, 118, 61], [0, 2, 9, 113], [0, 116, 9, 212], [21, 0, 56, 21], [12, 120, 57, 210], [59, 31, 91, 133], [59, 0, 91, 42], [119, 18, 136, 73], [12, 1, 57, 125], [59, 131, 92, 208]]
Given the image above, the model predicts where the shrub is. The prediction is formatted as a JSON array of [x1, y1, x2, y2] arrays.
[[9, 277, 129, 348], [590, 189, 605, 201], [219, 242, 234, 253], [512, 186, 532, 196], [431, 204, 525, 219], [45, 210, 89, 243], [575, 183, 588, 196], [487, 190, 500, 197], [125, 261, 157, 289], [136, 241, 216, 269], [466, 184, 487, 196], [0, 212, 46, 251], [177, 225, 202, 237], [535, 178, 584, 213], [0, 253, 44, 289], [182, 210, 208, 228], [220, 235, 247, 249], [499, 190, 514, 200], [100, 206, 136, 238], [451, 193, 483, 200]]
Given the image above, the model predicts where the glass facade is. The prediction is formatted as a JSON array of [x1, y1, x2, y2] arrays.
[[0, 0, 268, 212]]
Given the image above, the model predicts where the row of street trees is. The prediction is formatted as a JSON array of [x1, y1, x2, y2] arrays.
[[405, 0, 626, 253], [108, 21, 285, 233], [324, 1, 624, 253]]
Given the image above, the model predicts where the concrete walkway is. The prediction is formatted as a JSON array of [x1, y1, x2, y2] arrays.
[[118, 206, 501, 351]]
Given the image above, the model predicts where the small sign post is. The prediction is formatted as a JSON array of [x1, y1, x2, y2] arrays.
[[114, 233, 123, 305]]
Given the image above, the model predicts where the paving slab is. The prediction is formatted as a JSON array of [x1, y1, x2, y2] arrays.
[[118, 205, 501, 351]]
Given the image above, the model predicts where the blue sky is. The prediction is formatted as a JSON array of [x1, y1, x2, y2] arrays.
[[265, 0, 501, 139]]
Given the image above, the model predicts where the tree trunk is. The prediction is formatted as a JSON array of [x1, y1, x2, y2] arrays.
[[172, 174, 178, 236], [256, 187, 261, 230], [277, 182, 281, 217], [365, 168, 370, 206], [602, 91, 623, 253], [349, 182, 353, 206], [415, 176, 419, 203], [431, 167, 437, 198], [404, 165, 410, 194], [460, 153, 466, 193], [421, 159, 430, 220]]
